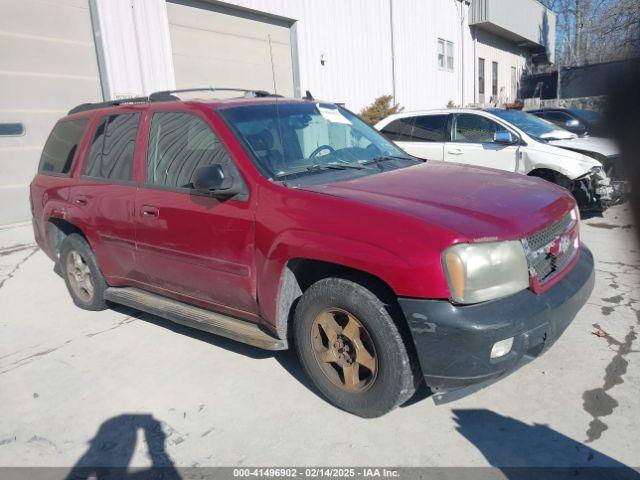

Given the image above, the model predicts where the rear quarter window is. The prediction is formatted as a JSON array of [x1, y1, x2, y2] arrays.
[[380, 118, 413, 141], [38, 118, 89, 175]]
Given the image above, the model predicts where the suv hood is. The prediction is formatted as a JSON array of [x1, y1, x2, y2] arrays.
[[300, 162, 574, 241], [548, 136, 619, 158]]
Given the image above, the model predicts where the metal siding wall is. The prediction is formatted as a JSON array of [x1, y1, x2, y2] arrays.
[[93, 0, 175, 97], [214, 0, 395, 111], [391, 0, 474, 110]]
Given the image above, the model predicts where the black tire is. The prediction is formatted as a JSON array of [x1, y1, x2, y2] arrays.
[[293, 276, 418, 417], [59, 233, 108, 311]]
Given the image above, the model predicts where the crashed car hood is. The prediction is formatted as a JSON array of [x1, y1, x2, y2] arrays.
[[548, 136, 619, 157], [300, 162, 575, 241]]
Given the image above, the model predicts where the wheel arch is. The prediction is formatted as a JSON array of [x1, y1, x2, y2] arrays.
[[274, 258, 403, 341], [46, 217, 89, 259], [528, 167, 573, 188]]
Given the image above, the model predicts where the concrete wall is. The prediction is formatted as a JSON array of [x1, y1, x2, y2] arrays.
[[470, 0, 555, 63], [0, 0, 102, 225], [473, 28, 528, 105]]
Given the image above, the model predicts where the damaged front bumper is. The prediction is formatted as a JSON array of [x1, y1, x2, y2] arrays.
[[573, 167, 615, 209], [398, 245, 594, 404]]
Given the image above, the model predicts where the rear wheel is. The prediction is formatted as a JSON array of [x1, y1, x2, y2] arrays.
[[59, 234, 108, 311], [293, 276, 417, 417]]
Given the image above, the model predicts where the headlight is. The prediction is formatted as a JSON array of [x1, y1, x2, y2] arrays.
[[442, 241, 529, 304]]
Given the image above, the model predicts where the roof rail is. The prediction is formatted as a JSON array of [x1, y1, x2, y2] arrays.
[[149, 87, 276, 100], [68, 87, 279, 115], [68, 96, 150, 115]]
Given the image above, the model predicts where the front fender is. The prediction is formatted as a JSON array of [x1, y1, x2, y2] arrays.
[[257, 229, 418, 330], [522, 148, 601, 180]]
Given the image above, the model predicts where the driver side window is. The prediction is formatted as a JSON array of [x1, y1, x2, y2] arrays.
[[453, 114, 506, 143], [146, 111, 241, 190]]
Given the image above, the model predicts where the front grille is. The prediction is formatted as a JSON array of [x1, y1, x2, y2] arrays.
[[524, 212, 577, 285]]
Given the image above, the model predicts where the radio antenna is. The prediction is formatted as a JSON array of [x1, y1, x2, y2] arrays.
[[267, 34, 278, 95]]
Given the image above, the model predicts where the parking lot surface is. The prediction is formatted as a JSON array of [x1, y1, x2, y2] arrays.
[[0, 205, 638, 471]]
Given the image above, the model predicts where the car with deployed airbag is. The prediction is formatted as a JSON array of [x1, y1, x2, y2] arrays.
[[31, 89, 594, 417]]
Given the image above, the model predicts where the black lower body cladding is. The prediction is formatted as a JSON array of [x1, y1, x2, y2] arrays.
[[399, 244, 595, 404]]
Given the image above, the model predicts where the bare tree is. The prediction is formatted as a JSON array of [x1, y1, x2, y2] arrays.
[[540, 0, 640, 66]]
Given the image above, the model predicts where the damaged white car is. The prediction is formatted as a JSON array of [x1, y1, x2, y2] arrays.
[[376, 108, 618, 209]]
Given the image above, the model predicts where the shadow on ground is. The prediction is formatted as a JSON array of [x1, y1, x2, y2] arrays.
[[65, 414, 180, 480], [453, 409, 640, 479]]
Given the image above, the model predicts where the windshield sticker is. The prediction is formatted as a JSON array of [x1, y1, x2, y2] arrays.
[[316, 103, 352, 125]]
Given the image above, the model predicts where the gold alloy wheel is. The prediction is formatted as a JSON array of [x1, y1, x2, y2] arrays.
[[65, 250, 94, 303], [310, 308, 378, 392]]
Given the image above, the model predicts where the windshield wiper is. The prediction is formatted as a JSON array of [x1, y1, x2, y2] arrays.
[[273, 162, 365, 179], [361, 154, 418, 166], [306, 163, 365, 172]]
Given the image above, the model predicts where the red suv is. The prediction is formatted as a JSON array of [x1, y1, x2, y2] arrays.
[[30, 89, 594, 417]]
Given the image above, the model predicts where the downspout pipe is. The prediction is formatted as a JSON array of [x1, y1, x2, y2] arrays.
[[389, 0, 397, 104]]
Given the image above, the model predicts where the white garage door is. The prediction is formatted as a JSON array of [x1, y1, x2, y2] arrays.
[[0, 0, 102, 225], [167, 1, 294, 97]]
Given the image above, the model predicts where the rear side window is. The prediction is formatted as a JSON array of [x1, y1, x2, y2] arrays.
[[146, 112, 240, 190], [411, 115, 448, 142], [380, 118, 413, 142], [38, 119, 89, 175], [84, 113, 140, 181]]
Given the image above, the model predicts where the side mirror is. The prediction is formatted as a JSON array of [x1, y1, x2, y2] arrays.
[[192, 164, 241, 197], [494, 130, 518, 144], [566, 119, 580, 128]]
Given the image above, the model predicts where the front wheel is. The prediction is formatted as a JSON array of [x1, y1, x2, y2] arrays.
[[293, 277, 417, 417]]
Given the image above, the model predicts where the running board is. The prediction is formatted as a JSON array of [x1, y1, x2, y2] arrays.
[[104, 287, 287, 351]]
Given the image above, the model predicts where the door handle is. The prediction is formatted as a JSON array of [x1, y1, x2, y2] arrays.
[[140, 206, 159, 218], [447, 148, 463, 155], [73, 196, 88, 206]]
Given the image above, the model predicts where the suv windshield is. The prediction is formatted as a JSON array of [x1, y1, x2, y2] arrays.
[[218, 102, 418, 184], [488, 109, 575, 141]]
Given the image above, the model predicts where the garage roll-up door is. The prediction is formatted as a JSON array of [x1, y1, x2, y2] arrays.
[[0, 0, 102, 225], [167, 1, 294, 97]]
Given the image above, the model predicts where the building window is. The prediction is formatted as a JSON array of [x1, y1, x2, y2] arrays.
[[478, 58, 485, 95], [492, 61, 498, 96], [511, 66, 518, 100], [438, 38, 454, 72]]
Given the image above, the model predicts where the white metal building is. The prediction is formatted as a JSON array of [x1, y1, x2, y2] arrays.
[[0, 0, 555, 225]]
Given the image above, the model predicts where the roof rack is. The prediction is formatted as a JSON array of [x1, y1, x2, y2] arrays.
[[68, 87, 279, 115], [68, 96, 151, 115]]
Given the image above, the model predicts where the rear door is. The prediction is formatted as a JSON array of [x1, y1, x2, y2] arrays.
[[444, 113, 518, 171], [70, 111, 143, 283], [134, 108, 258, 318], [406, 115, 449, 160]]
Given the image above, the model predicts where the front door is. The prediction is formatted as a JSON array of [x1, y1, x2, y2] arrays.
[[444, 113, 519, 171], [134, 109, 257, 317]]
